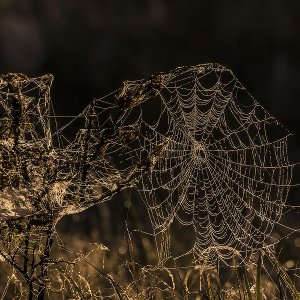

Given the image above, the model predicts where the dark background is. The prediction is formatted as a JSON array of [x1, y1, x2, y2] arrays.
[[1, 0, 300, 132], [1, 0, 300, 258]]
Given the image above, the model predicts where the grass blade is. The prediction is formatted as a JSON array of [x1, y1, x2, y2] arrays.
[[256, 252, 261, 300], [243, 271, 253, 300]]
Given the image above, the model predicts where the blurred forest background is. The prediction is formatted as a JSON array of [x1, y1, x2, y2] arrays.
[[1, 0, 300, 266]]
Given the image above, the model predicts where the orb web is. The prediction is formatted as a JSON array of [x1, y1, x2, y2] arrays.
[[81, 63, 297, 266]]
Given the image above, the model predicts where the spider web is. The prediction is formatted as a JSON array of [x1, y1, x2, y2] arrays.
[[0, 64, 299, 271], [0, 73, 55, 219], [76, 63, 299, 266]]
